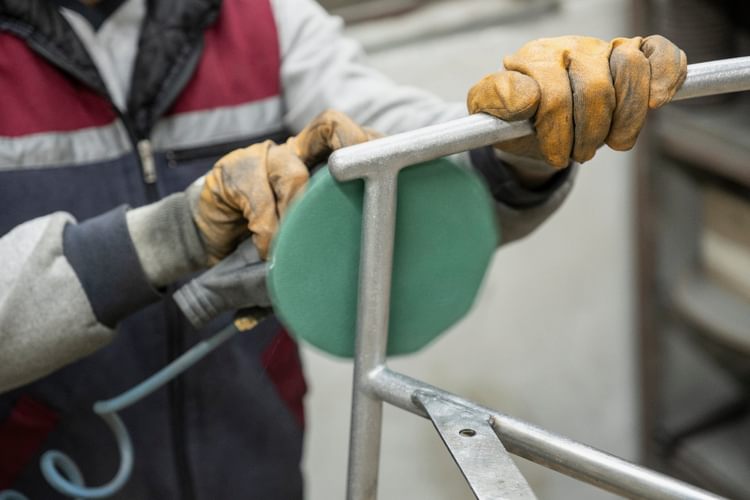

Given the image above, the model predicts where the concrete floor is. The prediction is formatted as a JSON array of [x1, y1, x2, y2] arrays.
[[302, 1, 637, 498]]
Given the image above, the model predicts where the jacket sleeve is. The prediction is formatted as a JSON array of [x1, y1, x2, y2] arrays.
[[271, 0, 576, 242], [0, 193, 205, 394], [0, 213, 117, 393]]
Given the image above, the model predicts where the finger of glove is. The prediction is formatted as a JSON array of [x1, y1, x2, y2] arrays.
[[204, 245, 270, 310], [466, 70, 541, 121], [606, 37, 650, 151], [267, 144, 310, 219], [197, 150, 259, 264], [294, 110, 375, 168], [217, 142, 279, 260], [640, 35, 687, 109], [243, 180, 279, 261], [568, 47, 616, 163], [505, 50, 573, 168], [174, 241, 270, 329]]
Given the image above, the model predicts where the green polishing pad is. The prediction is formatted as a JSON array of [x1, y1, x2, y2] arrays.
[[267, 158, 499, 357]]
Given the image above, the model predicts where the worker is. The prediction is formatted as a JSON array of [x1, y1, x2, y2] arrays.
[[0, 0, 686, 497]]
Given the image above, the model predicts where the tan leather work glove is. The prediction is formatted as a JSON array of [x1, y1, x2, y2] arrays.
[[194, 110, 379, 263], [467, 35, 687, 168]]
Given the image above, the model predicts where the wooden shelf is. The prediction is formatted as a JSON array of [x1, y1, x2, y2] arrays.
[[635, 0, 750, 487], [655, 105, 750, 189], [672, 271, 750, 357]]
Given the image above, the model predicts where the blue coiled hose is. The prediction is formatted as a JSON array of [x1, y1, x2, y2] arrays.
[[1, 320, 244, 499]]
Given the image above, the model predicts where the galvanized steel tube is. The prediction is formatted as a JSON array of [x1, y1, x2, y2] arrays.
[[329, 57, 750, 182], [369, 369, 723, 500], [673, 56, 750, 101], [335, 56, 750, 500], [346, 173, 400, 500]]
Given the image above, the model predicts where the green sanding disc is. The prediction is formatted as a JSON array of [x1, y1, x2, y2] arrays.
[[267, 158, 499, 357]]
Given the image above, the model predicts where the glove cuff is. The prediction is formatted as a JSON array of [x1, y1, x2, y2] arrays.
[[63, 206, 162, 328], [126, 192, 208, 288]]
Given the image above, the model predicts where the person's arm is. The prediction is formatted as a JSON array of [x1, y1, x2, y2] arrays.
[[0, 213, 111, 393], [0, 192, 206, 393], [272, 0, 573, 243], [0, 110, 375, 393]]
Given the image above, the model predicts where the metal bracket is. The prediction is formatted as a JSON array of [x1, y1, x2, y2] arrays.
[[415, 391, 536, 500]]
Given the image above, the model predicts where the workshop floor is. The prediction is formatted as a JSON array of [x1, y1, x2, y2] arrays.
[[302, 0, 635, 498]]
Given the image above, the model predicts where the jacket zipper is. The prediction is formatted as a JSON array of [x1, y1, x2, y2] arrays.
[[125, 128, 197, 500], [132, 129, 198, 500], [137, 139, 157, 184], [114, 109, 196, 500], [113, 109, 160, 200]]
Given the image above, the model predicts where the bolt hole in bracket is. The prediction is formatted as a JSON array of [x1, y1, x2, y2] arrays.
[[414, 391, 537, 499]]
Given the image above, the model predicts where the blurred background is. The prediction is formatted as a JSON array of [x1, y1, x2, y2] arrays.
[[301, 0, 750, 498]]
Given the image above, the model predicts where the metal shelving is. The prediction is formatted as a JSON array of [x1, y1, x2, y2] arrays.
[[635, 2, 750, 497]]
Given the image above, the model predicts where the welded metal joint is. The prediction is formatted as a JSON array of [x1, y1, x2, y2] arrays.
[[363, 365, 387, 396]]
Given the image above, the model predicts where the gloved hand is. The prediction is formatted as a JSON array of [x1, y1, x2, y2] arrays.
[[173, 239, 270, 330], [193, 110, 378, 263], [467, 35, 687, 168]]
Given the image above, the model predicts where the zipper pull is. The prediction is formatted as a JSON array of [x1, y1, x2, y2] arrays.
[[137, 139, 157, 184]]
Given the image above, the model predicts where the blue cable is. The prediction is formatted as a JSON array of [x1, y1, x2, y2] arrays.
[[40, 412, 132, 499], [8, 321, 242, 499]]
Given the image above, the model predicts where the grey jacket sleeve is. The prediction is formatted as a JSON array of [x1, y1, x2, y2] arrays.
[[0, 193, 207, 394], [0, 213, 116, 393], [272, 0, 576, 242]]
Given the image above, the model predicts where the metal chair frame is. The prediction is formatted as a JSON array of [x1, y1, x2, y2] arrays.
[[327, 57, 750, 500]]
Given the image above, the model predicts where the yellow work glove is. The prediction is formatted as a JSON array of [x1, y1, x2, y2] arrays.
[[467, 35, 687, 168], [194, 110, 378, 263]]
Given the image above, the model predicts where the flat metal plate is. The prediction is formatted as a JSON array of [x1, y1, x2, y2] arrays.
[[415, 391, 536, 500]]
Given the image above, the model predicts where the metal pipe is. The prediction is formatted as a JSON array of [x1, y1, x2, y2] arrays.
[[369, 369, 722, 500], [329, 57, 750, 181], [346, 173, 400, 500], [673, 56, 750, 101], [339, 56, 750, 500], [329, 116, 531, 181]]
